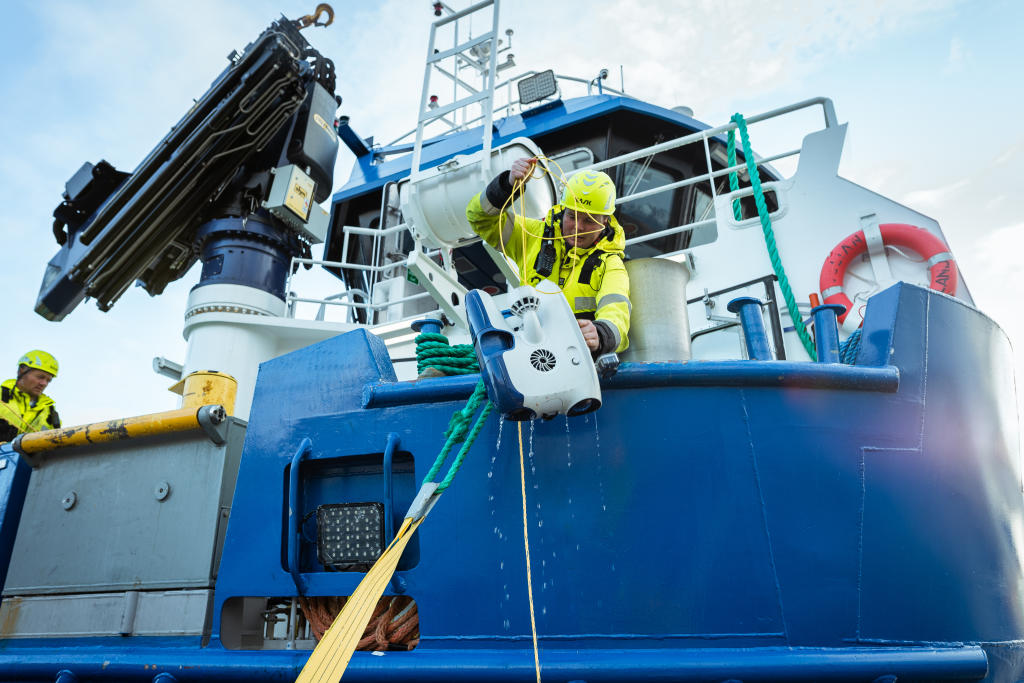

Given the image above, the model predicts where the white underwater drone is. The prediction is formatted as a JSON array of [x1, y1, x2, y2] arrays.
[[466, 279, 615, 421]]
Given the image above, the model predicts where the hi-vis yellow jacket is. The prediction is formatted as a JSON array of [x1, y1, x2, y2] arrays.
[[466, 177, 631, 355], [0, 379, 60, 442]]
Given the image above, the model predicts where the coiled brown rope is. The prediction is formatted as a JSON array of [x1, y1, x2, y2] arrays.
[[299, 595, 419, 650]]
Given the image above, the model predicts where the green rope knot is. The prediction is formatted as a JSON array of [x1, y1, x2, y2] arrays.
[[727, 113, 817, 361], [424, 380, 494, 493], [443, 383, 489, 442]]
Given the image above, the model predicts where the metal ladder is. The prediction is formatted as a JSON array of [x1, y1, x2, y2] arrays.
[[410, 0, 502, 182]]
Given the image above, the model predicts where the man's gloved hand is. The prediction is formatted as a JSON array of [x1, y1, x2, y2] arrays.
[[0, 419, 18, 443]]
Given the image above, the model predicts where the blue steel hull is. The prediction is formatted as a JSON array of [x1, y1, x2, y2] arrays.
[[0, 640, 994, 681], [1, 283, 1022, 681]]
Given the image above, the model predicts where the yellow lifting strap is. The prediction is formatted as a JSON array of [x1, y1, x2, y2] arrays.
[[295, 511, 428, 682]]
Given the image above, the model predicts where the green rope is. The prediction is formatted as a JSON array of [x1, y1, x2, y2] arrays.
[[415, 332, 479, 375], [727, 113, 817, 360], [431, 380, 495, 492], [415, 332, 493, 492]]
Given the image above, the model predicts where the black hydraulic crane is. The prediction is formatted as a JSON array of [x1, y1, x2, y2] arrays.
[[39, 5, 340, 321]]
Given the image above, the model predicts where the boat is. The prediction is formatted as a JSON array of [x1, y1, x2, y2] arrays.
[[1, 1, 1021, 681]]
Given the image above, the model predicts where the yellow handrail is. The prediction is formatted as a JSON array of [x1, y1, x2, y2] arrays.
[[14, 406, 220, 455]]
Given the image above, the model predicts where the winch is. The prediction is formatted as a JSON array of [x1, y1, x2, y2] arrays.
[[465, 280, 602, 421]]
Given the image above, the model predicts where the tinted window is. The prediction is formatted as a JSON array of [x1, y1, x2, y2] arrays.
[[616, 162, 679, 258]]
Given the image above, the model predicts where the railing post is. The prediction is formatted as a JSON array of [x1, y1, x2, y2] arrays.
[[811, 304, 846, 363], [727, 297, 773, 361]]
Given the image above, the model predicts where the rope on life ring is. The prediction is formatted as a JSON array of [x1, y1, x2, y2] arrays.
[[819, 223, 957, 323]]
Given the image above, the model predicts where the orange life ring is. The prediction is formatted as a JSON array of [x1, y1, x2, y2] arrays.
[[819, 223, 957, 323]]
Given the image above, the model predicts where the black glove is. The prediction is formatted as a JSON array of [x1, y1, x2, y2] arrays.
[[484, 171, 525, 210], [0, 419, 18, 443], [593, 320, 619, 356]]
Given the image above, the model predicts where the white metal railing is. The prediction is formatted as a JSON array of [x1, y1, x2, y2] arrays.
[[599, 97, 837, 249], [384, 67, 628, 150], [287, 97, 837, 325], [289, 292, 432, 312], [284, 249, 438, 321]]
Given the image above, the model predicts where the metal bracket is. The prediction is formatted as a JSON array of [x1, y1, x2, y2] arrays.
[[196, 405, 228, 445], [703, 288, 738, 324], [481, 240, 521, 289], [406, 250, 469, 328], [861, 213, 894, 288], [405, 482, 441, 522], [595, 352, 620, 379], [152, 357, 183, 381]]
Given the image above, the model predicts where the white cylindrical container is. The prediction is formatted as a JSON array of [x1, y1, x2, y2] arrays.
[[401, 137, 556, 249], [181, 283, 287, 420], [621, 258, 692, 362]]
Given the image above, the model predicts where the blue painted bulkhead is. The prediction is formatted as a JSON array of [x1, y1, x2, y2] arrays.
[[212, 281, 1020, 679], [0, 282, 1021, 681]]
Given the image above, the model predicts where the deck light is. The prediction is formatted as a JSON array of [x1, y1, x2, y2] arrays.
[[518, 70, 557, 106], [316, 502, 386, 570]]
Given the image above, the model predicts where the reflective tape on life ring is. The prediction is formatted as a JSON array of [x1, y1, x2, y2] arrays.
[[819, 223, 957, 323]]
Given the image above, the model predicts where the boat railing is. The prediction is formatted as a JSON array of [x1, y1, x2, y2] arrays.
[[384, 68, 628, 150], [287, 96, 838, 324], [605, 96, 836, 254], [285, 249, 409, 314]]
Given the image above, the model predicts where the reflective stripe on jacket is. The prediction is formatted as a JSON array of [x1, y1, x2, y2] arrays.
[[0, 378, 60, 438], [466, 188, 630, 353]]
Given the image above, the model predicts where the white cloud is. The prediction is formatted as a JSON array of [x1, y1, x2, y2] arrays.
[[901, 177, 970, 208], [944, 35, 968, 73]]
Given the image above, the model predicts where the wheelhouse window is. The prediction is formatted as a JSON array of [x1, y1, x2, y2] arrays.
[[616, 162, 681, 258]]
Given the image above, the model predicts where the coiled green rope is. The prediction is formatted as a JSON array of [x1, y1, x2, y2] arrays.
[[415, 331, 493, 492], [727, 114, 817, 360], [414, 332, 479, 375]]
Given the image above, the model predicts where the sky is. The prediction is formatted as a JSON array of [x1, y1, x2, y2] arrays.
[[0, 0, 1022, 426]]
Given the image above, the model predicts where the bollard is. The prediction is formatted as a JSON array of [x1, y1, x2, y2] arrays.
[[811, 304, 846, 363], [727, 297, 773, 361], [411, 318, 444, 335]]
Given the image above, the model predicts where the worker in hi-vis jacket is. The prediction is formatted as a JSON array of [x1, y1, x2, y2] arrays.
[[0, 350, 61, 443], [466, 158, 630, 356]]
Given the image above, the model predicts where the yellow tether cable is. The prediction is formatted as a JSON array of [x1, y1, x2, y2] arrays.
[[297, 160, 604, 682], [495, 156, 608, 287], [518, 421, 542, 682]]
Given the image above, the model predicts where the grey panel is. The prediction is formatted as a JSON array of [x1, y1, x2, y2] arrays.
[[3, 419, 245, 595], [0, 589, 212, 638]]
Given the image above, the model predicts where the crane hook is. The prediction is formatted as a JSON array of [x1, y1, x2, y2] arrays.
[[295, 3, 334, 29]]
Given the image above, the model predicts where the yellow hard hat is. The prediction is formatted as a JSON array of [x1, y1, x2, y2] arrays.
[[19, 350, 59, 378], [561, 170, 616, 216]]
